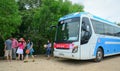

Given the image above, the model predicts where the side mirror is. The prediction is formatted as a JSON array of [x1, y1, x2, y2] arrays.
[[50, 25, 57, 29]]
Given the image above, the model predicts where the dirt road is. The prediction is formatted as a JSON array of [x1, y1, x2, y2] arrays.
[[0, 55, 120, 71]]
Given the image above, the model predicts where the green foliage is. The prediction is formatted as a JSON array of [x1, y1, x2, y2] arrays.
[[17, 0, 41, 11], [0, 0, 21, 40], [69, 4, 84, 13]]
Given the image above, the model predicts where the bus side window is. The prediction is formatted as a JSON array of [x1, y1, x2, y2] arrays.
[[81, 17, 92, 45]]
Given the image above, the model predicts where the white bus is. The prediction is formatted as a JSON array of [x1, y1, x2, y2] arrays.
[[53, 12, 120, 62]]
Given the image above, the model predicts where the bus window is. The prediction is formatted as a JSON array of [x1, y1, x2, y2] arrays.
[[91, 19, 104, 35], [81, 17, 92, 45], [56, 17, 80, 43]]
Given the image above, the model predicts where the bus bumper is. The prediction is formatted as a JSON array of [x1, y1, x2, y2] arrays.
[[53, 51, 80, 60]]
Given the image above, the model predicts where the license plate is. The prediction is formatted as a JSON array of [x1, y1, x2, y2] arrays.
[[59, 53, 64, 56]]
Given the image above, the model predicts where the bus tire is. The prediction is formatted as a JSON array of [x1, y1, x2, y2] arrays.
[[95, 48, 103, 62]]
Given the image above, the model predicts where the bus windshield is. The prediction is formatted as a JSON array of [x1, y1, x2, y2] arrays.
[[55, 17, 80, 43]]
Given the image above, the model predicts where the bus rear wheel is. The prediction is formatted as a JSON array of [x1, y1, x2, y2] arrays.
[[95, 48, 103, 62]]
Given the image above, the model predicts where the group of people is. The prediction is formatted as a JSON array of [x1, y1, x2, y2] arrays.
[[4, 37, 35, 62], [4, 36, 52, 62]]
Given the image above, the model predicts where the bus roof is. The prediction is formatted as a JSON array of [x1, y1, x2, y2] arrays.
[[59, 12, 118, 26], [59, 12, 85, 21]]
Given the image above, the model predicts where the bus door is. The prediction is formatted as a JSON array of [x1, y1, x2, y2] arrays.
[[80, 17, 92, 59]]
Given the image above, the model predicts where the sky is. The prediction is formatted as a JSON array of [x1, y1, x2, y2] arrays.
[[70, 0, 120, 23]]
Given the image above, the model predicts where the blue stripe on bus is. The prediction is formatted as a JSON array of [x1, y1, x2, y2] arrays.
[[59, 12, 117, 26], [59, 12, 89, 21], [94, 37, 120, 56]]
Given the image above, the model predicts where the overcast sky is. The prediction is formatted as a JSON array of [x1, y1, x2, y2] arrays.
[[70, 0, 120, 23]]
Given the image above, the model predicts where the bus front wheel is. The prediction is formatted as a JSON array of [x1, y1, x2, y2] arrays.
[[95, 48, 103, 62]]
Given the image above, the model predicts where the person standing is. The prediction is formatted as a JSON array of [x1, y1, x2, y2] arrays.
[[16, 38, 25, 60], [46, 40, 52, 59], [4, 37, 12, 61], [24, 39, 35, 62], [12, 38, 18, 60]]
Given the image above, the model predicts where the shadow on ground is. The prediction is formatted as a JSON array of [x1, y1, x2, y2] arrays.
[[53, 54, 120, 65]]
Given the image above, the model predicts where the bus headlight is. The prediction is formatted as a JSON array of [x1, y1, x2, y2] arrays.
[[72, 46, 78, 53]]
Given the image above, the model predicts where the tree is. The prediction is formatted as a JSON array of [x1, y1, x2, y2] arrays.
[[0, 0, 21, 40], [17, 0, 41, 10], [69, 4, 84, 13]]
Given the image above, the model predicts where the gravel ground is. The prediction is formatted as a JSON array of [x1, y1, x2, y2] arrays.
[[0, 55, 120, 71]]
